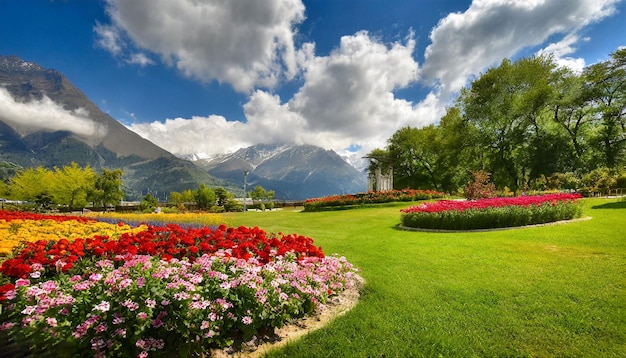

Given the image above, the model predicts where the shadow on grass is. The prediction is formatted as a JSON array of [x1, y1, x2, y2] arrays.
[[591, 201, 626, 210]]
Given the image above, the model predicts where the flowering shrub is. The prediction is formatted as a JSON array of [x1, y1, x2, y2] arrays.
[[401, 193, 583, 230], [0, 253, 357, 357], [304, 189, 446, 212], [463, 170, 497, 199], [0, 210, 148, 255], [0, 211, 359, 356]]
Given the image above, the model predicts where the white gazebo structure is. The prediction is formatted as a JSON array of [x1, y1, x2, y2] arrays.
[[365, 156, 393, 192]]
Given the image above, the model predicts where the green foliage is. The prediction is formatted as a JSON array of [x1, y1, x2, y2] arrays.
[[6, 163, 109, 210], [89, 168, 124, 208], [378, 48, 625, 194], [140, 193, 159, 211], [194, 183, 216, 210], [581, 167, 617, 195], [249, 185, 274, 211], [224, 198, 243, 212]]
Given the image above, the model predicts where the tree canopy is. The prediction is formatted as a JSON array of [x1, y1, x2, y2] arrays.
[[370, 48, 626, 194]]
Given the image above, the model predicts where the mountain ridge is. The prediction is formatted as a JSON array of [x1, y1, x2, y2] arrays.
[[0, 55, 367, 201]]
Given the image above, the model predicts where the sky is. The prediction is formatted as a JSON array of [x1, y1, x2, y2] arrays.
[[1, 0, 625, 162]]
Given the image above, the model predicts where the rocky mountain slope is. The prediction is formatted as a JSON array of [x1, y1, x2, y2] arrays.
[[195, 144, 367, 200], [0, 55, 229, 200]]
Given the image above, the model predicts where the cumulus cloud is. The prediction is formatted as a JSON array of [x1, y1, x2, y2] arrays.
[[421, 0, 620, 94], [128, 31, 430, 159], [537, 33, 587, 73], [0, 88, 107, 138], [108, 0, 621, 162], [97, 0, 305, 92]]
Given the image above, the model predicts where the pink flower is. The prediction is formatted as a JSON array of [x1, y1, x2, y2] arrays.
[[145, 299, 156, 308], [46, 317, 58, 327], [0, 322, 15, 330], [138, 312, 148, 320], [21, 305, 36, 315], [15, 278, 30, 287], [242, 316, 253, 325], [152, 319, 164, 328], [93, 301, 110, 312]]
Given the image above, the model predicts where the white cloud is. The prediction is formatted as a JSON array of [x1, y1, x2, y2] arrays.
[[128, 31, 434, 159], [93, 22, 123, 56], [110, 0, 622, 163], [97, 0, 305, 92], [127, 52, 155, 67], [128, 115, 249, 158], [421, 0, 620, 94], [0, 88, 108, 138], [537, 33, 587, 73]]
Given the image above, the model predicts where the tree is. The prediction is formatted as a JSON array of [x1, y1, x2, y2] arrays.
[[50, 162, 95, 210], [168, 191, 184, 206], [89, 169, 124, 208], [141, 193, 159, 211], [7, 167, 53, 203], [214, 187, 233, 207], [249, 185, 274, 210], [194, 184, 216, 210], [386, 125, 446, 191], [182, 189, 195, 203], [459, 55, 558, 192], [582, 48, 626, 170]]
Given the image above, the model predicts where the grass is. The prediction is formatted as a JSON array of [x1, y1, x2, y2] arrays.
[[221, 198, 626, 357]]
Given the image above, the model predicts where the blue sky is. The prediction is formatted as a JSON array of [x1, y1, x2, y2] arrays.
[[1, 0, 625, 161]]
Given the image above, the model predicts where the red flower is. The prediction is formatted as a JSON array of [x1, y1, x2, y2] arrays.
[[0, 283, 15, 301]]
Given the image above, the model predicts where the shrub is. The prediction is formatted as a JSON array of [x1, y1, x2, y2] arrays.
[[463, 170, 497, 199]]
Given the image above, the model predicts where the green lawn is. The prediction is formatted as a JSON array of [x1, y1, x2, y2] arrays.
[[223, 198, 626, 357]]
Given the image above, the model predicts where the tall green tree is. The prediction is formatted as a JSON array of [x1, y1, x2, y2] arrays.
[[214, 187, 233, 207], [89, 169, 124, 208], [459, 55, 558, 191], [386, 125, 444, 190], [582, 48, 626, 170], [194, 184, 216, 210]]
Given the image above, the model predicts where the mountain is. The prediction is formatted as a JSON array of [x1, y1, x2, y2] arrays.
[[0, 55, 230, 200], [194, 144, 367, 200]]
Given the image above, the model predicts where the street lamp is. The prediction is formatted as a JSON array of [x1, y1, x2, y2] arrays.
[[243, 170, 249, 211]]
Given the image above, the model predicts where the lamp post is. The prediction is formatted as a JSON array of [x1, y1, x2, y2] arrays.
[[243, 170, 249, 211]]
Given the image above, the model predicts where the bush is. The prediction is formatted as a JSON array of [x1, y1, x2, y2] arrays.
[[463, 170, 496, 199]]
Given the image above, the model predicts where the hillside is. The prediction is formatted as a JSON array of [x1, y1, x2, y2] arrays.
[[0, 55, 230, 200]]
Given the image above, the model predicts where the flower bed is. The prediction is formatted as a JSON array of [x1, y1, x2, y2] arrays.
[[85, 212, 223, 229], [304, 189, 446, 212], [0, 212, 359, 357], [0, 210, 148, 255], [400, 193, 583, 230]]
